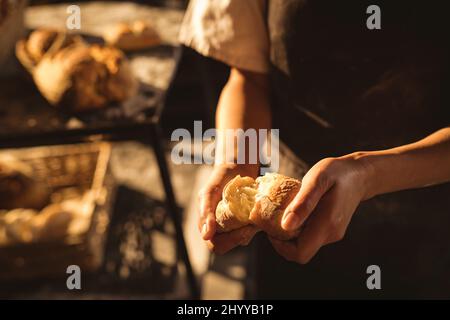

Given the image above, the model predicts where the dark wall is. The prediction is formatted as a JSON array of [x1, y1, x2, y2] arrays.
[[161, 47, 229, 136]]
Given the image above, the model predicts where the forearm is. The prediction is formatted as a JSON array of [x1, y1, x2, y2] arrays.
[[215, 68, 271, 172], [349, 127, 450, 199]]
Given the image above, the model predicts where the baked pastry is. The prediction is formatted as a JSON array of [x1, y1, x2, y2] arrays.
[[34, 43, 138, 112], [26, 28, 84, 65], [215, 176, 257, 233], [0, 191, 95, 246], [0, 155, 50, 210], [16, 28, 84, 71], [249, 173, 301, 240], [0, 209, 38, 244], [103, 20, 161, 51], [16, 29, 138, 112], [215, 173, 301, 241]]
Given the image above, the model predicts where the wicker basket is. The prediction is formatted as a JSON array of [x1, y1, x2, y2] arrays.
[[0, 142, 114, 281]]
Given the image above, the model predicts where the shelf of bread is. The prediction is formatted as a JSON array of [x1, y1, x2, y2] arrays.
[[0, 142, 114, 280]]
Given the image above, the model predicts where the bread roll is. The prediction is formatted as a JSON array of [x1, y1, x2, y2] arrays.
[[104, 20, 161, 51], [25, 28, 83, 65], [0, 209, 37, 244], [215, 173, 301, 241], [16, 28, 85, 71], [16, 29, 138, 112], [0, 156, 50, 210], [25, 28, 58, 63], [215, 176, 257, 233], [0, 191, 95, 246], [250, 173, 301, 240]]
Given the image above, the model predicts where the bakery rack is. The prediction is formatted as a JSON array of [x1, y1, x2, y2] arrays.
[[0, 15, 199, 300]]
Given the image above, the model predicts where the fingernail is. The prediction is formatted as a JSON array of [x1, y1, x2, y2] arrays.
[[283, 211, 300, 230], [201, 223, 208, 237]]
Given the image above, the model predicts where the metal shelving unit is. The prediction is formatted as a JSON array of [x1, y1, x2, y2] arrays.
[[0, 42, 199, 299]]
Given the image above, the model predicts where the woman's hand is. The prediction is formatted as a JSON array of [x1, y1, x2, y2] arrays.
[[198, 163, 260, 254], [270, 155, 374, 264]]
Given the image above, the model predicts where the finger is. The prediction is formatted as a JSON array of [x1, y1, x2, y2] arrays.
[[293, 196, 335, 264], [198, 186, 221, 240], [239, 225, 261, 246], [207, 225, 260, 255], [269, 237, 299, 262], [282, 169, 332, 231]]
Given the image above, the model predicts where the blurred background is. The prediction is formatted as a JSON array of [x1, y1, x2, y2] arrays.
[[0, 0, 240, 299]]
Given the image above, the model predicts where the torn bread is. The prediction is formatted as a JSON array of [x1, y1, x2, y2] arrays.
[[215, 173, 301, 241]]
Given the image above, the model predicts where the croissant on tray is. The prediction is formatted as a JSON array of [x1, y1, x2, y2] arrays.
[[215, 173, 301, 241], [16, 28, 138, 112]]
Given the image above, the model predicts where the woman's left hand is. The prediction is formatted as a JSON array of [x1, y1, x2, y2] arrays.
[[269, 154, 374, 264]]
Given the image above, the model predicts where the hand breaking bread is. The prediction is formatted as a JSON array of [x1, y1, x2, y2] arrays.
[[103, 20, 161, 51], [215, 173, 301, 241]]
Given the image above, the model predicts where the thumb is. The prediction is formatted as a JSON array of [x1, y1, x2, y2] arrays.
[[282, 171, 332, 231], [198, 186, 221, 240]]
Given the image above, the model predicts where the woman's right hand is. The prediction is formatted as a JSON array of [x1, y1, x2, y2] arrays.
[[197, 163, 261, 254]]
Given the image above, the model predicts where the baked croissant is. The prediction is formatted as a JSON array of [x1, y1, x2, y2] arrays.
[[215, 173, 301, 241]]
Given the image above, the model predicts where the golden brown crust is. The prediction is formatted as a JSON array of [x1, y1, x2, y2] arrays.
[[26, 28, 59, 63], [90, 45, 138, 103], [0, 156, 50, 210], [214, 173, 301, 240], [249, 176, 301, 240], [17, 28, 138, 112], [104, 20, 161, 51], [21, 29, 85, 65]]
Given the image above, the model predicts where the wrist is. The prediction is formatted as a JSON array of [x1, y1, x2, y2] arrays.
[[344, 151, 381, 200]]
